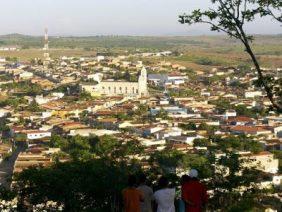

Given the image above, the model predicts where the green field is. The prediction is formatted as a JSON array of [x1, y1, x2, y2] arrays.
[[0, 34, 281, 68]]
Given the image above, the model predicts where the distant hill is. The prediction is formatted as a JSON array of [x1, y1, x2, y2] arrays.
[[0, 34, 281, 50]]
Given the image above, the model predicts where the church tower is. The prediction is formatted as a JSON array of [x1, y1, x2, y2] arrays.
[[138, 67, 148, 97]]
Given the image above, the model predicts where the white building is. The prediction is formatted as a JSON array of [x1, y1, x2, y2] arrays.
[[19, 71, 33, 80], [243, 151, 279, 174], [215, 151, 279, 175], [245, 91, 263, 98], [0, 108, 10, 118], [148, 73, 187, 86], [22, 130, 52, 140], [80, 67, 148, 97]]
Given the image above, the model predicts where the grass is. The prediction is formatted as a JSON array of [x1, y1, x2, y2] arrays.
[[0, 49, 97, 61], [0, 34, 281, 69]]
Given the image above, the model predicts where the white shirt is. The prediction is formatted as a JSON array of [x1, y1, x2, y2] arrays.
[[153, 188, 175, 212]]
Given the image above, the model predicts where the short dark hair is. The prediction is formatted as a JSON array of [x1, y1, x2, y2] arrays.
[[158, 176, 168, 188], [128, 175, 136, 187], [139, 173, 147, 184], [180, 174, 191, 185]]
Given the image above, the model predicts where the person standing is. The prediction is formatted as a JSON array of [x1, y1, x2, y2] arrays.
[[182, 169, 208, 212], [179, 175, 190, 212], [122, 175, 144, 212], [137, 173, 153, 212], [153, 176, 176, 212]]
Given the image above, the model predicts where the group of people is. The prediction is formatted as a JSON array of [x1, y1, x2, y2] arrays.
[[122, 169, 208, 212]]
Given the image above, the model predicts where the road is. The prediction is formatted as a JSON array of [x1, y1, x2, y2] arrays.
[[0, 143, 26, 188]]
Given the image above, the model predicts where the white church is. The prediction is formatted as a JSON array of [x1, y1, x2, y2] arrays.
[[80, 67, 148, 97]]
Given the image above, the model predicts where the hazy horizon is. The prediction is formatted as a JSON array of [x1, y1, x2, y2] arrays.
[[0, 0, 281, 36], [0, 33, 281, 37]]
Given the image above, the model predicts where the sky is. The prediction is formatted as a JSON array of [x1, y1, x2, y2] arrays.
[[0, 0, 281, 36]]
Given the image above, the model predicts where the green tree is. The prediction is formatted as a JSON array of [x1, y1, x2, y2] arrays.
[[179, 0, 282, 112], [212, 135, 263, 153], [150, 149, 212, 178], [235, 104, 256, 117], [271, 150, 282, 173], [26, 100, 42, 112], [210, 98, 232, 114], [64, 135, 92, 161], [179, 122, 197, 130], [193, 138, 211, 147], [15, 160, 138, 211], [0, 186, 16, 201], [207, 151, 273, 210], [198, 123, 217, 135], [79, 91, 93, 101], [50, 134, 68, 148], [256, 0, 282, 23], [156, 108, 170, 120]]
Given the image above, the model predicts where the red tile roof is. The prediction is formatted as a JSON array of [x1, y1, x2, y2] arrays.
[[227, 116, 254, 123], [230, 125, 269, 133]]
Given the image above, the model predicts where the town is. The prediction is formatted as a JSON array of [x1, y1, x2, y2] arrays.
[[0, 28, 281, 211]]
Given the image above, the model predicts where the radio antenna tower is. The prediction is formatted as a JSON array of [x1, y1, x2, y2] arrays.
[[43, 28, 50, 66], [44, 28, 49, 51]]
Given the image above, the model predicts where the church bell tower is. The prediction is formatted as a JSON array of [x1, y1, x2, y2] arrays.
[[138, 67, 148, 97]]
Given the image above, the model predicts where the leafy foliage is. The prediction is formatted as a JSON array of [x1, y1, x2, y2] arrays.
[[179, 0, 282, 112], [0, 81, 43, 96], [150, 149, 212, 179], [16, 160, 136, 211], [211, 135, 264, 153]]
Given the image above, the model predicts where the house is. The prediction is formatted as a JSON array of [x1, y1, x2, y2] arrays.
[[19, 71, 33, 80], [69, 128, 119, 137], [215, 151, 279, 175], [140, 138, 166, 147], [242, 151, 279, 174], [55, 122, 88, 134], [142, 126, 164, 137], [0, 57, 6, 63], [91, 118, 119, 130], [230, 126, 272, 136], [166, 135, 205, 145], [148, 73, 187, 87], [166, 73, 187, 85], [150, 106, 188, 118], [13, 147, 60, 173], [0, 108, 11, 118], [21, 130, 51, 140], [245, 91, 263, 98], [262, 139, 282, 151], [0, 143, 12, 162], [273, 125, 282, 138], [226, 116, 255, 126], [223, 110, 237, 119], [154, 127, 182, 140]]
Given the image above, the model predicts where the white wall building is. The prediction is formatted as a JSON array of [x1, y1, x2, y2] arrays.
[[245, 91, 263, 98], [243, 152, 279, 174], [80, 67, 148, 97], [23, 130, 52, 140]]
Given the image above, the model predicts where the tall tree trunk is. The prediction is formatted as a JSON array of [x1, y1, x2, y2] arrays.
[[239, 29, 282, 112]]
